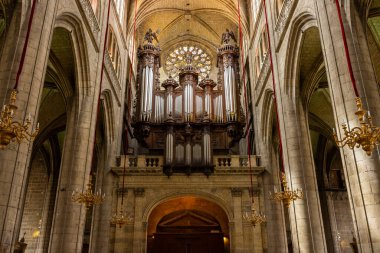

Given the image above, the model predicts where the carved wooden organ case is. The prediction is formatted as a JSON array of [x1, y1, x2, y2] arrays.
[[132, 41, 244, 176]]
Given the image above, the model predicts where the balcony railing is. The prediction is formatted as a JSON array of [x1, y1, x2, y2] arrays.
[[113, 155, 264, 175]]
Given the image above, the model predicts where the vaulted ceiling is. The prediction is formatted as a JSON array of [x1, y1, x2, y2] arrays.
[[126, 0, 249, 61]]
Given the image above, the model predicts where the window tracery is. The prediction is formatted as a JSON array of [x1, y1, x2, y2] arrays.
[[165, 45, 212, 81], [107, 27, 121, 77]]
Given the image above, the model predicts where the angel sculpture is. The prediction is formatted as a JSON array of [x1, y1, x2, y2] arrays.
[[144, 28, 159, 44], [221, 29, 237, 45]]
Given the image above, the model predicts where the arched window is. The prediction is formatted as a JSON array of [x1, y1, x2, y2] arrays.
[[165, 45, 211, 81], [107, 27, 121, 77], [114, 0, 125, 24]]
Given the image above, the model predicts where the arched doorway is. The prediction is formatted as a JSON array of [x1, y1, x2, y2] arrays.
[[147, 196, 229, 253]]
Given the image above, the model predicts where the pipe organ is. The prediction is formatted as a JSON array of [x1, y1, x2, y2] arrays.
[[132, 29, 244, 176]]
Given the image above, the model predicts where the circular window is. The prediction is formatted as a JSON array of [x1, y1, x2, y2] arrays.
[[165, 45, 212, 81]]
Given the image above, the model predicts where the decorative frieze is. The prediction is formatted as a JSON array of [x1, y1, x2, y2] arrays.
[[255, 53, 270, 90], [104, 53, 121, 92], [77, 0, 100, 34], [274, 0, 294, 34]]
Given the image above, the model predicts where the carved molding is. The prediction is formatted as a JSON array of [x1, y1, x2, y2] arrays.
[[134, 188, 145, 197], [117, 187, 128, 195], [104, 53, 122, 104], [78, 0, 100, 34], [231, 188, 242, 197], [274, 0, 299, 51], [254, 53, 270, 91], [274, 0, 294, 33]]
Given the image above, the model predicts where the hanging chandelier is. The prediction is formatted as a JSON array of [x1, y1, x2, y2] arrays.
[[72, 176, 105, 209], [332, 0, 380, 156], [333, 97, 379, 156], [110, 208, 133, 228], [0, 0, 39, 149], [0, 90, 39, 149], [270, 172, 303, 208], [243, 203, 266, 227]]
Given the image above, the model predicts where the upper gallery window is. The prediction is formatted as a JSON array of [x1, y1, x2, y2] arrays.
[[165, 45, 211, 81], [107, 27, 121, 77]]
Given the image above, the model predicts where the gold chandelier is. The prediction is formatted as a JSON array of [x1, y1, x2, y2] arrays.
[[270, 172, 303, 208], [333, 97, 379, 156], [0, 90, 39, 149], [243, 203, 266, 227], [72, 176, 105, 209], [110, 208, 133, 228]]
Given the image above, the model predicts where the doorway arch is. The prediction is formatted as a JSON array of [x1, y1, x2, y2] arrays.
[[147, 196, 230, 253]]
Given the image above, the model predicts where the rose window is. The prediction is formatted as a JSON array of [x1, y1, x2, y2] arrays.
[[165, 45, 212, 80]]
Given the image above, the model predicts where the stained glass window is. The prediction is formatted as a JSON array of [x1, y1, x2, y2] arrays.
[[165, 45, 212, 81]]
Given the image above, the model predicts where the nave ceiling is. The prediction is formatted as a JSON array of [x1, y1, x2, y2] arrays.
[[126, 0, 249, 76]]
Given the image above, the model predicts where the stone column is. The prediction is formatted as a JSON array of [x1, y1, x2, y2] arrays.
[[231, 188, 244, 253], [48, 95, 98, 253], [264, 1, 328, 252], [132, 188, 145, 253], [262, 171, 287, 253], [315, 1, 380, 251], [0, 1, 58, 252], [279, 98, 328, 253], [90, 171, 114, 253]]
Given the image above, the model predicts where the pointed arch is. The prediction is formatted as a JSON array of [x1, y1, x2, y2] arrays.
[[100, 89, 115, 144], [283, 12, 318, 99], [54, 12, 91, 98], [261, 88, 274, 145]]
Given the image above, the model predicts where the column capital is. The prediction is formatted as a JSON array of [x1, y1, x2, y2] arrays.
[[231, 187, 243, 197], [134, 188, 145, 197]]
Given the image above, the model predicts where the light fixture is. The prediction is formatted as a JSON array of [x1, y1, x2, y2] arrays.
[[0, 90, 39, 149], [270, 172, 303, 208], [32, 219, 42, 238], [333, 97, 379, 156], [110, 208, 133, 228], [243, 203, 266, 227], [110, 147, 133, 228], [72, 175, 105, 209]]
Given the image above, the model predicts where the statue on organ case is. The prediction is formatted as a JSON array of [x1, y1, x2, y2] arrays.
[[144, 28, 159, 44], [221, 29, 237, 45]]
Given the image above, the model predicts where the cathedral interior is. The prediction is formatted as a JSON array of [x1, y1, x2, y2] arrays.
[[0, 0, 380, 253]]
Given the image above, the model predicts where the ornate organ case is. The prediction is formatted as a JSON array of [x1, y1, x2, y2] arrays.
[[132, 38, 244, 176]]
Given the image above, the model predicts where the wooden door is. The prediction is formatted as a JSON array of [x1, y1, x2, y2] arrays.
[[152, 232, 224, 253]]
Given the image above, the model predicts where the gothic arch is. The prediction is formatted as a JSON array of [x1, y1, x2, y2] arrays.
[[142, 190, 234, 222], [284, 12, 318, 99], [54, 12, 91, 98], [100, 89, 115, 144], [261, 89, 274, 146], [47, 54, 74, 104]]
